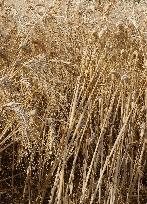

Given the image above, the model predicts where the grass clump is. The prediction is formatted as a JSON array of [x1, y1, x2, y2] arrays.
[[0, 0, 147, 203]]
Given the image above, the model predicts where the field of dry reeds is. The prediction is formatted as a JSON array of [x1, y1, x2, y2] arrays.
[[0, 0, 147, 203]]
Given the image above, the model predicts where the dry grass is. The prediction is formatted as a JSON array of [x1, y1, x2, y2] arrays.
[[0, 0, 147, 203]]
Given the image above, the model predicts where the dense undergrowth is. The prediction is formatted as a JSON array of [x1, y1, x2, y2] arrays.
[[0, 0, 147, 203]]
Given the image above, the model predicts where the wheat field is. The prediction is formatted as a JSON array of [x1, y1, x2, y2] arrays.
[[0, 0, 147, 203]]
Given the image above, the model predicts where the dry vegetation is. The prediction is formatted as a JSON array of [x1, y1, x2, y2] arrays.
[[0, 0, 147, 203]]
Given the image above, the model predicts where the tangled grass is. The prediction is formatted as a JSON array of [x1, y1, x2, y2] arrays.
[[0, 0, 147, 203]]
